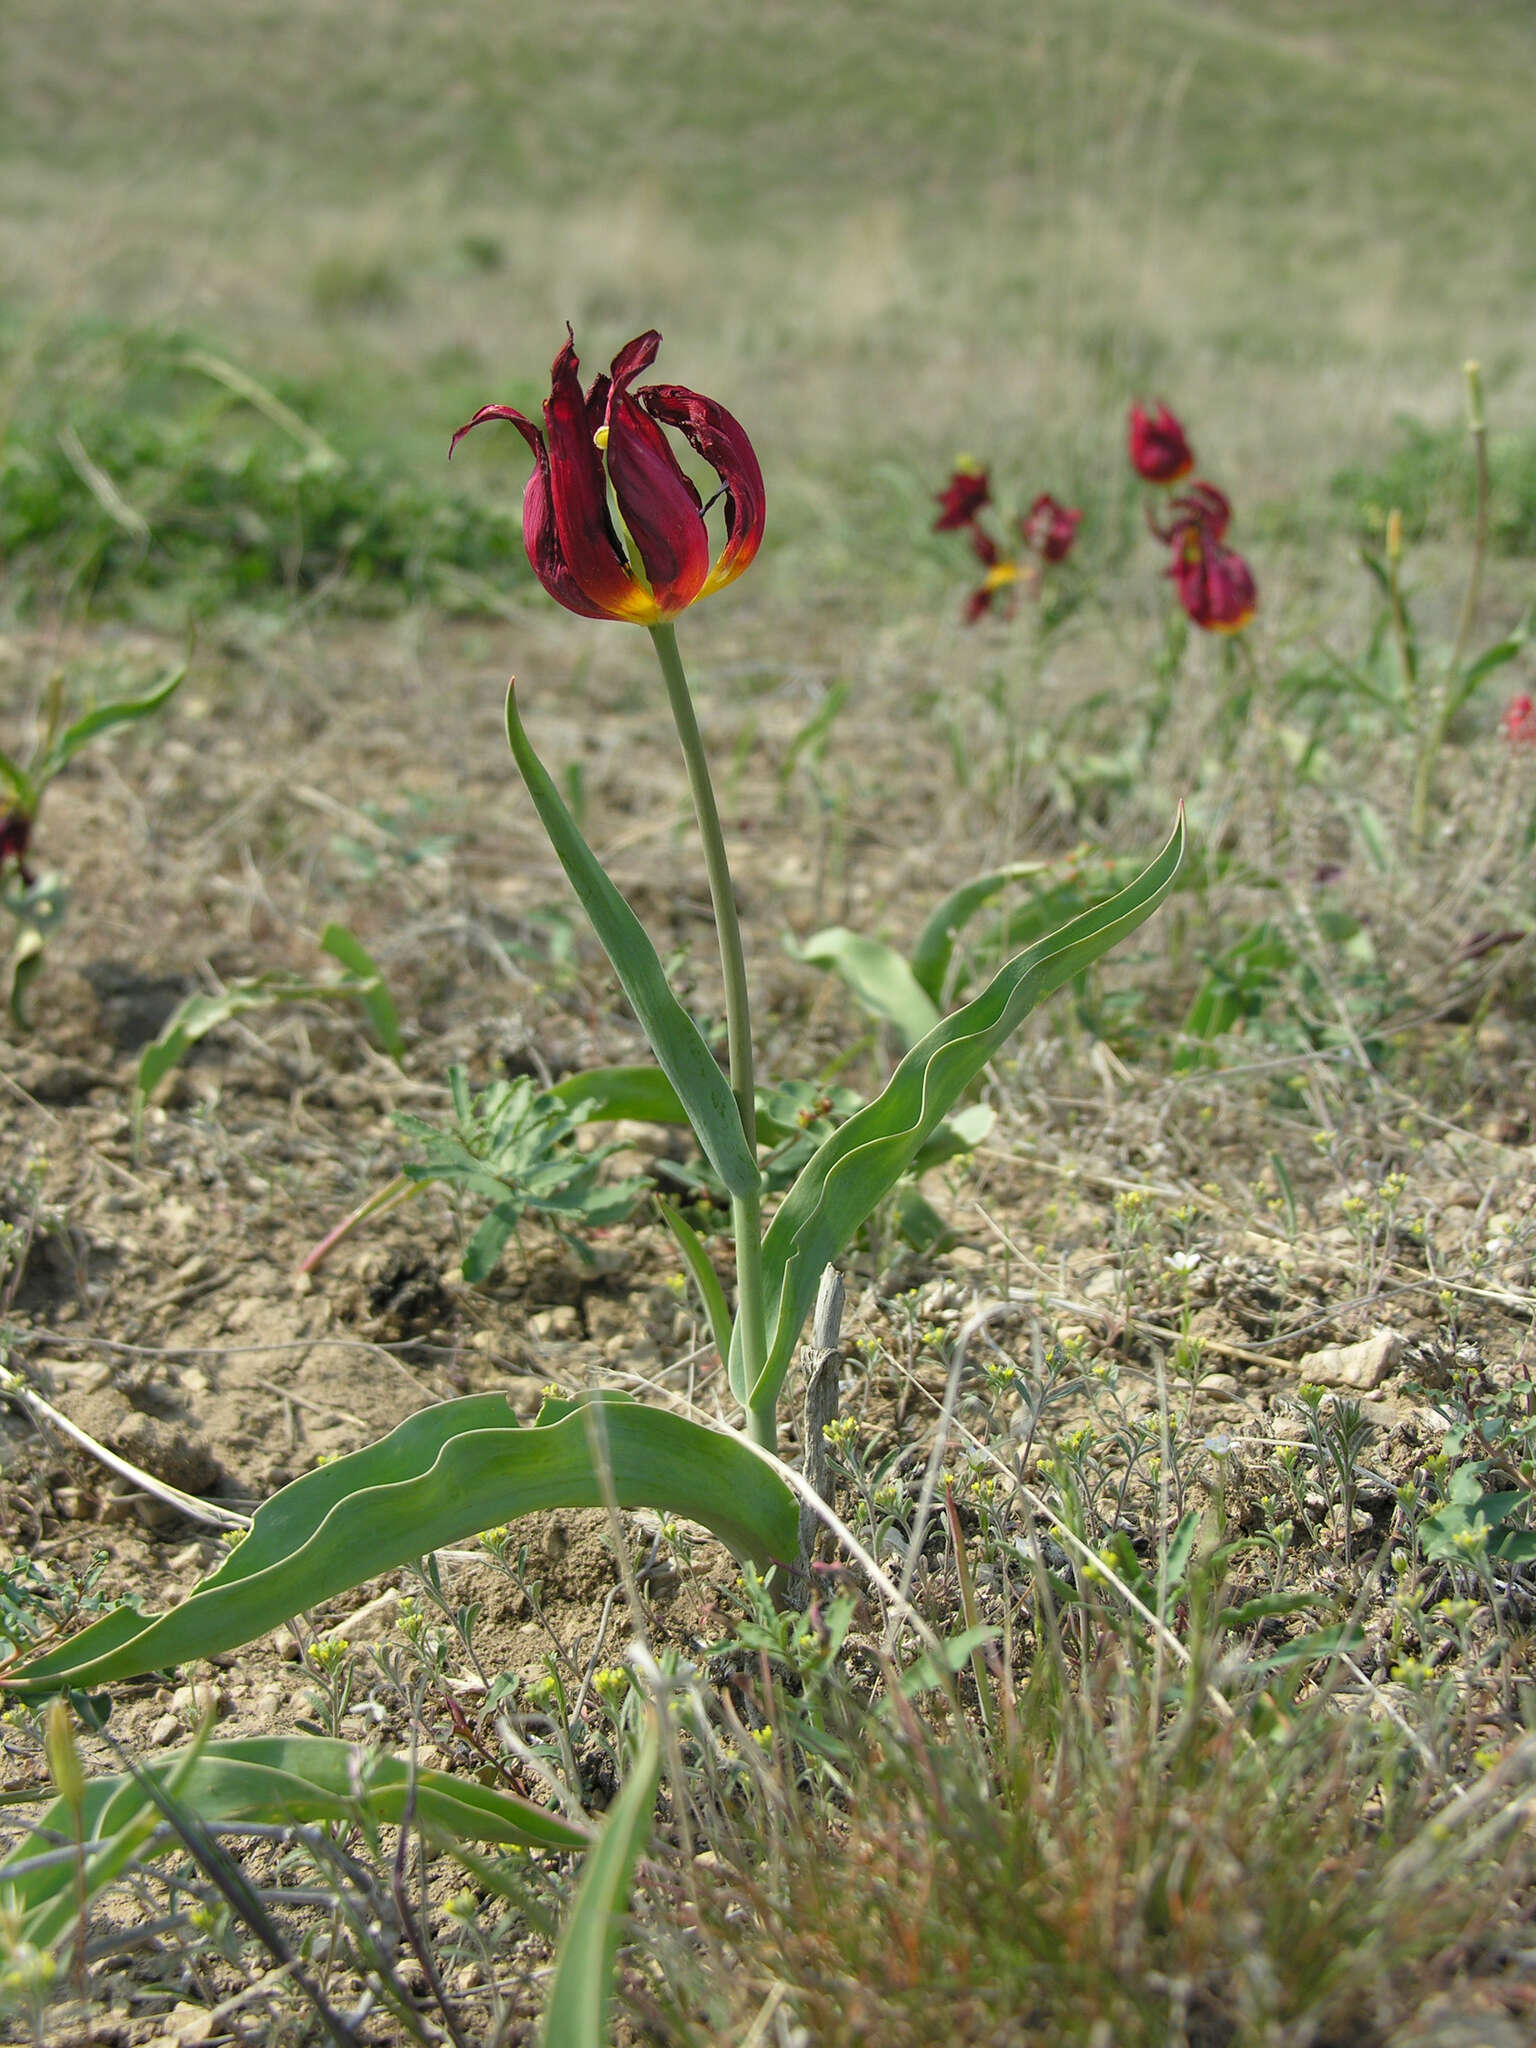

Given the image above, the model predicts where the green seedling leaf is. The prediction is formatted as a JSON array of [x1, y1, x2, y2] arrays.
[[0, 1395, 797, 1695], [319, 921, 405, 1061], [38, 667, 185, 783], [899, 1625, 998, 1698], [885, 1182, 957, 1255], [1217, 1590, 1328, 1631], [7, 930, 47, 1031], [1162, 1508, 1200, 1594], [542, 1712, 661, 2048], [1450, 599, 1533, 714], [910, 861, 1045, 1003], [550, 1063, 694, 1128], [738, 812, 1184, 1409], [3, 1734, 584, 1949], [792, 927, 941, 1049], [0, 746, 37, 812], [506, 685, 759, 1201], [657, 1199, 735, 1363], [1238, 1622, 1364, 1676]]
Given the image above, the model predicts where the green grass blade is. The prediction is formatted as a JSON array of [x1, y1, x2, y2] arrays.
[[909, 861, 1045, 1002], [741, 811, 1184, 1409], [0, 1396, 797, 1695], [40, 666, 185, 780], [319, 921, 406, 1060], [506, 684, 759, 1201], [543, 1712, 662, 2048], [657, 1198, 735, 1363], [792, 926, 941, 1048]]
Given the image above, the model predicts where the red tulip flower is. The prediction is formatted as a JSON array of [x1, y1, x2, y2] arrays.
[[934, 464, 992, 532], [1502, 694, 1536, 747], [1152, 481, 1256, 634], [1021, 492, 1082, 564], [1128, 402, 1195, 486], [452, 328, 764, 625]]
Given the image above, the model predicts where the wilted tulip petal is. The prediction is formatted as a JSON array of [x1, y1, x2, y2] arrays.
[[452, 328, 765, 625], [1021, 492, 1082, 564], [1128, 402, 1195, 485]]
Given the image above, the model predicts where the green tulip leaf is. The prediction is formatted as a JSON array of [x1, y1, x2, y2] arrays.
[[791, 927, 941, 1048], [738, 811, 1184, 1409], [319, 920, 406, 1061], [3, 1734, 585, 1951], [909, 861, 1046, 1003], [506, 685, 759, 1201], [542, 1712, 662, 2048], [0, 1394, 798, 1696]]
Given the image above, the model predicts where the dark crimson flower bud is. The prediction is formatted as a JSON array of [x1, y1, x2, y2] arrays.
[[933, 463, 991, 531], [0, 810, 34, 887], [452, 328, 764, 625], [1128, 402, 1195, 485], [1020, 492, 1082, 564]]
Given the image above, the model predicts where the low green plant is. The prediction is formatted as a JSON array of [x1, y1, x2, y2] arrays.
[[1283, 363, 1533, 847], [132, 920, 404, 1134], [301, 1065, 649, 1282], [1, 323, 526, 620], [0, 662, 184, 1023]]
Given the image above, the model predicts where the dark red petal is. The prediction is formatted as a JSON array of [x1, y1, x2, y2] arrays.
[[449, 400, 611, 619], [639, 384, 766, 597], [968, 522, 1000, 567], [520, 444, 614, 620], [604, 382, 710, 618], [544, 333, 645, 619], [449, 401, 543, 463], [1021, 493, 1082, 563], [608, 331, 663, 387], [963, 583, 994, 624], [1170, 481, 1232, 542]]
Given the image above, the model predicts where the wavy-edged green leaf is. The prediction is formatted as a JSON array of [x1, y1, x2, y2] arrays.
[[4, 1734, 585, 1948], [736, 812, 1184, 1408], [1, 1395, 797, 1696], [319, 920, 405, 1061], [506, 686, 758, 1200], [791, 927, 940, 1048], [910, 861, 1045, 1002], [542, 1712, 661, 2048], [38, 666, 185, 782]]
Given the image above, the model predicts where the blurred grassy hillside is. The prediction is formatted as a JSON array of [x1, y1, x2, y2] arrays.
[[3, 0, 1534, 611]]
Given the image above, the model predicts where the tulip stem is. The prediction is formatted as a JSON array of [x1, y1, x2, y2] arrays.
[[649, 623, 772, 1449]]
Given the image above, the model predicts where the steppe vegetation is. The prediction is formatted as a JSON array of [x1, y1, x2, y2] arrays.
[[3, 2, 1536, 2042]]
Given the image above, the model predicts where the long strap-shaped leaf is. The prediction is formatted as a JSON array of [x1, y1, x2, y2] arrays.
[[542, 1712, 662, 2048], [4, 1734, 587, 1945], [736, 811, 1185, 1408], [505, 684, 760, 1201], [1, 1395, 798, 1695]]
